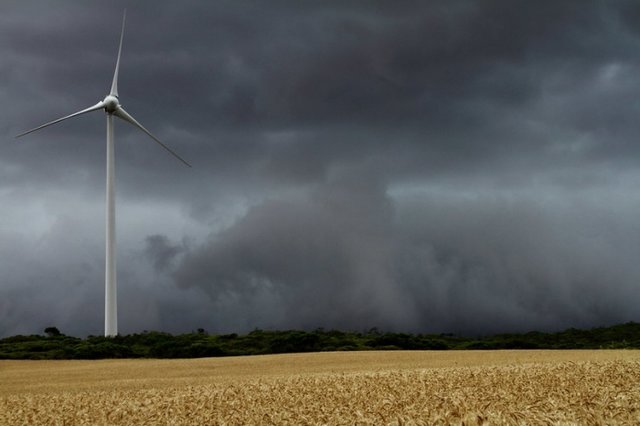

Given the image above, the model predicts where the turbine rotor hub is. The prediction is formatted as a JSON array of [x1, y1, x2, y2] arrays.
[[103, 95, 120, 113]]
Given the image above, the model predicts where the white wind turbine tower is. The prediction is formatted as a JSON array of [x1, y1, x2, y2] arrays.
[[16, 11, 191, 337]]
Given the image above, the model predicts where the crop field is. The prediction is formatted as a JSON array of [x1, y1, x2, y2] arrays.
[[1, 350, 640, 425]]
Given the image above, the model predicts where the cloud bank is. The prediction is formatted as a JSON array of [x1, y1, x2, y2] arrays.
[[2, 1, 640, 336]]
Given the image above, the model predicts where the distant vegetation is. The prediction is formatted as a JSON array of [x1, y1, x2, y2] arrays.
[[1, 322, 640, 360]]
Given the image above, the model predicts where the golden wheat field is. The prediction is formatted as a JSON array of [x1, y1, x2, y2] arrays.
[[1, 350, 640, 425]]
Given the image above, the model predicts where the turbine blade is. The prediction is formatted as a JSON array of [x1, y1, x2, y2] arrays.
[[114, 106, 192, 167], [16, 101, 106, 138], [110, 10, 126, 97]]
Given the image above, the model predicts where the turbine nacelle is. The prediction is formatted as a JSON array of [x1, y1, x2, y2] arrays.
[[103, 95, 120, 113]]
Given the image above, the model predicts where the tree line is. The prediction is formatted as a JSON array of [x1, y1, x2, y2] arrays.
[[1, 322, 639, 360]]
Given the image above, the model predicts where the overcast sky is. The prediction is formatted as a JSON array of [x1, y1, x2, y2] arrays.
[[2, 1, 640, 337]]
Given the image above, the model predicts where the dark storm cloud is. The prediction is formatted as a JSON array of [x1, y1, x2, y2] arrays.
[[174, 173, 640, 335], [3, 1, 640, 337], [174, 169, 411, 332], [395, 190, 640, 334], [4, 1, 639, 189], [144, 234, 185, 272]]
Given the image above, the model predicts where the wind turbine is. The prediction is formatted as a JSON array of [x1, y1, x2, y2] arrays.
[[16, 11, 191, 337]]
